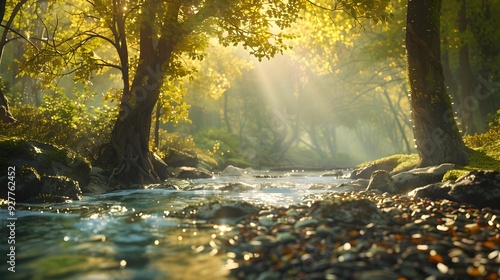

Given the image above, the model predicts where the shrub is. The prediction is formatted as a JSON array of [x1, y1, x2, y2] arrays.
[[0, 92, 116, 162], [464, 110, 500, 149]]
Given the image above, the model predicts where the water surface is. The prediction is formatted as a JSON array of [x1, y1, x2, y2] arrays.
[[1, 171, 349, 279]]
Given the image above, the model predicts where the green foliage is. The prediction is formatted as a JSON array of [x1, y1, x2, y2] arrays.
[[467, 147, 500, 171], [193, 128, 247, 167], [441, 113, 500, 180], [212, 0, 303, 61], [464, 110, 500, 149], [156, 79, 191, 126], [442, 169, 469, 182], [0, 91, 116, 161], [155, 130, 196, 157], [442, 147, 500, 182], [460, 110, 500, 172]]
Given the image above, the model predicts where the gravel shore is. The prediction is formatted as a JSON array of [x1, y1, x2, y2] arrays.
[[209, 192, 500, 280]]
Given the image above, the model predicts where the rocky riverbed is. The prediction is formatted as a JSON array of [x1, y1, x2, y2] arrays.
[[192, 191, 500, 280]]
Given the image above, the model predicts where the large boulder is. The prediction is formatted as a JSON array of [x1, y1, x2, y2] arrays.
[[180, 200, 261, 220], [331, 179, 369, 192], [409, 170, 500, 209], [163, 149, 198, 167], [176, 166, 213, 179], [220, 165, 247, 176], [310, 199, 390, 225], [2, 167, 82, 203], [0, 139, 90, 203], [152, 152, 171, 180], [0, 139, 91, 186], [392, 163, 455, 193], [321, 169, 344, 178], [366, 170, 397, 193], [350, 159, 401, 179]]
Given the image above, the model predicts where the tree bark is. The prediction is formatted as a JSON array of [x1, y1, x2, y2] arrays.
[[154, 102, 161, 150], [406, 0, 468, 167]]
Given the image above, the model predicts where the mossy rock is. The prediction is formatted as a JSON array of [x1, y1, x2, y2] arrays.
[[442, 169, 470, 182], [1, 167, 42, 201], [442, 147, 500, 182], [310, 198, 390, 225], [351, 154, 419, 179], [0, 138, 91, 187], [1, 138, 88, 202], [467, 147, 500, 171], [180, 199, 261, 220], [0, 166, 82, 202]]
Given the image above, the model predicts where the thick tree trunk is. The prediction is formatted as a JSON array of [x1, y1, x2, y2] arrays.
[[99, 0, 179, 186], [107, 59, 167, 186], [406, 0, 468, 167]]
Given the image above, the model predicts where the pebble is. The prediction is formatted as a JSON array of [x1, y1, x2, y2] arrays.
[[294, 218, 318, 229], [194, 192, 500, 279], [276, 232, 298, 243]]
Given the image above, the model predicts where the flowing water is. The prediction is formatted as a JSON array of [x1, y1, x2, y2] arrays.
[[1, 171, 351, 279]]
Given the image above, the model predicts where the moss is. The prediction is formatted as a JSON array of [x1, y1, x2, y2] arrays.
[[357, 154, 420, 173], [364, 121, 499, 182], [467, 147, 500, 171], [0, 137, 33, 168], [442, 169, 469, 181], [443, 123, 500, 181]]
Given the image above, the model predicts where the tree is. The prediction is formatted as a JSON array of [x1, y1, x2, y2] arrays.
[[0, 0, 28, 123], [96, 0, 302, 186], [405, 0, 468, 167]]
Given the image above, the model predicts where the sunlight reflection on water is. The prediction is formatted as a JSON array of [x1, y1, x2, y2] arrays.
[[0, 172, 349, 279]]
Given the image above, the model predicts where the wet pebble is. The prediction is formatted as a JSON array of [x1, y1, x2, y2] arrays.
[[195, 192, 500, 279], [276, 232, 298, 243], [294, 218, 318, 229]]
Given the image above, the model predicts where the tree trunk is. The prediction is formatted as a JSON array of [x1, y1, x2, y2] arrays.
[[457, 0, 479, 134], [107, 60, 167, 186], [100, 0, 179, 186], [441, 38, 461, 130], [406, 0, 468, 167]]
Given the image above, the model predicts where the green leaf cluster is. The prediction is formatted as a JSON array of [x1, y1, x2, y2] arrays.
[[0, 91, 116, 160]]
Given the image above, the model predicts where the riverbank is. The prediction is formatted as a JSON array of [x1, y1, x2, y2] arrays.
[[208, 191, 500, 280]]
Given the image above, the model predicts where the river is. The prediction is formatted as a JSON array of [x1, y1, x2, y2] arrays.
[[0, 171, 350, 279]]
